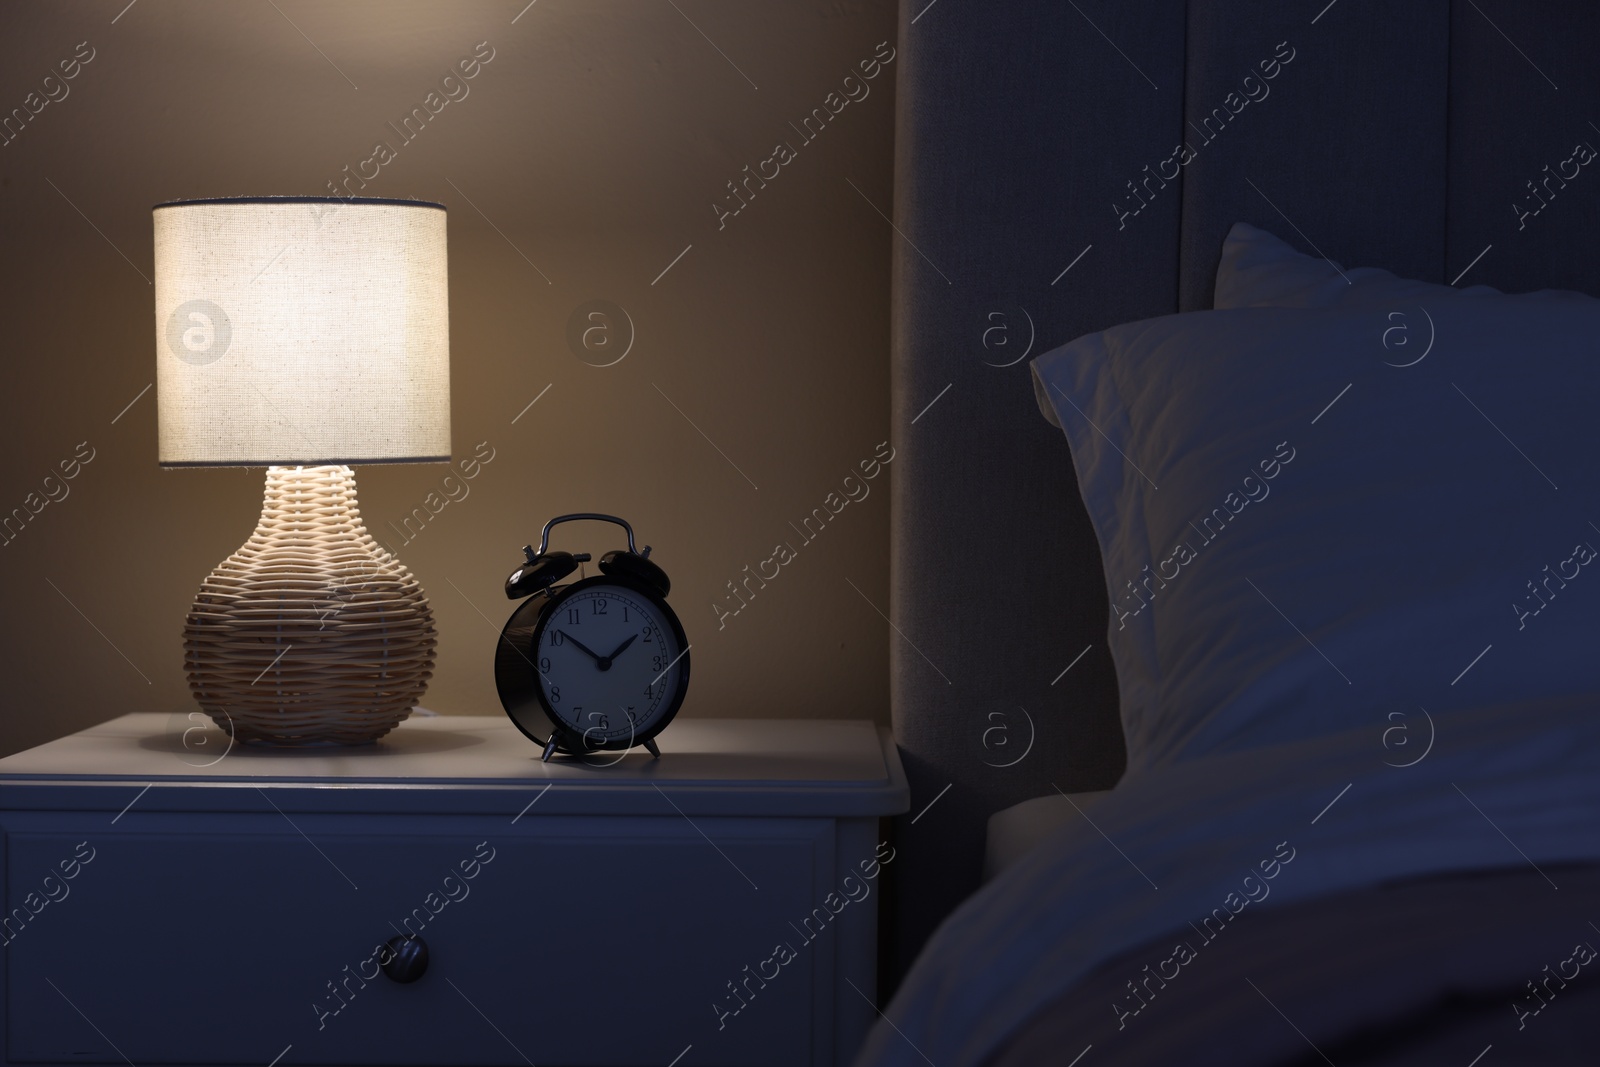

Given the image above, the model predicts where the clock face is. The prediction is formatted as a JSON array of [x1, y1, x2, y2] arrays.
[[530, 581, 686, 748]]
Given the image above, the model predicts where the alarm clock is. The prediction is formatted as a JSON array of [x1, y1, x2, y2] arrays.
[[495, 513, 689, 762]]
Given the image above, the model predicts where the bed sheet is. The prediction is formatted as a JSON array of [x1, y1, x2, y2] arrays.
[[857, 694, 1600, 1067]]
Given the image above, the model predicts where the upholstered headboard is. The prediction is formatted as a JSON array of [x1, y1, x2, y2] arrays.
[[887, 0, 1600, 978]]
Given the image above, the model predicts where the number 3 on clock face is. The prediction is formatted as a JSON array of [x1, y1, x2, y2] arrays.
[[531, 580, 687, 750]]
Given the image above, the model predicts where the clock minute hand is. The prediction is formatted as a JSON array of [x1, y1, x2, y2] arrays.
[[559, 631, 606, 664], [603, 634, 638, 662]]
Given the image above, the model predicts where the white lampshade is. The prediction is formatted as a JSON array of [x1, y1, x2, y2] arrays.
[[153, 197, 450, 466]]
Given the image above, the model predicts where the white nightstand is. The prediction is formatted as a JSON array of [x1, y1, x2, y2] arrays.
[[0, 714, 907, 1067]]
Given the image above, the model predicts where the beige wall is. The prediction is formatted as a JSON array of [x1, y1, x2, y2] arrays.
[[0, 0, 895, 756]]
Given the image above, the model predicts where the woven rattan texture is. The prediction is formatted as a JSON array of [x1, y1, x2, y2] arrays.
[[184, 465, 436, 745]]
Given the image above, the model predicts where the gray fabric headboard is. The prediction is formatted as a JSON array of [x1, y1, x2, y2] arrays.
[[888, 0, 1600, 980]]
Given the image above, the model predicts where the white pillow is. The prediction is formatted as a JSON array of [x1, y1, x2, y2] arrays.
[[1031, 296, 1600, 771]]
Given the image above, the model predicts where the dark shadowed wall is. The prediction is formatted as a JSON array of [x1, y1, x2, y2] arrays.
[[0, 0, 897, 756]]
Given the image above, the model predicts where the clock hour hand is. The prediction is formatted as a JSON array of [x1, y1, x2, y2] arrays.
[[588, 634, 638, 672], [558, 631, 606, 665]]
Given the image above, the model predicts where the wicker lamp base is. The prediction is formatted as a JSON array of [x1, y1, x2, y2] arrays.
[[184, 465, 437, 746]]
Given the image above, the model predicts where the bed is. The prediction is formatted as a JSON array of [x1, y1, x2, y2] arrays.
[[876, 1, 1600, 1062]]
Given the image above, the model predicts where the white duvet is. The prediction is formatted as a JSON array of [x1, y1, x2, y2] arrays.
[[856, 694, 1600, 1067]]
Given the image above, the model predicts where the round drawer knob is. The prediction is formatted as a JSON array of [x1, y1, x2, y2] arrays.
[[381, 935, 429, 983]]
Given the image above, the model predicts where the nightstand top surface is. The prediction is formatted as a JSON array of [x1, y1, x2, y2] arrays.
[[0, 714, 909, 817]]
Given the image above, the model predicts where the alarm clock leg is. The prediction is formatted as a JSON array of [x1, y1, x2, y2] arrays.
[[643, 738, 661, 759], [541, 736, 561, 763]]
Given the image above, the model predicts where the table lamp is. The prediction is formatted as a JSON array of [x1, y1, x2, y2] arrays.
[[153, 196, 450, 746]]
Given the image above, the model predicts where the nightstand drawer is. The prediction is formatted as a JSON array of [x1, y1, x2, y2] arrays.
[[7, 816, 833, 1066]]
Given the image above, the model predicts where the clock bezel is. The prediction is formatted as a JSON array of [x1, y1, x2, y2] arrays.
[[496, 573, 690, 754]]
